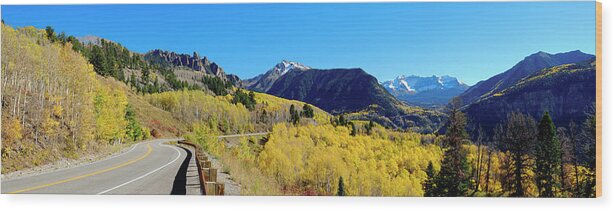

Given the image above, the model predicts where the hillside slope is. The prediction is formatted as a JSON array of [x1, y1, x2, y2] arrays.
[[464, 59, 596, 132], [267, 68, 401, 115], [266, 68, 444, 131], [1, 24, 160, 172], [459, 50, 595, 105]]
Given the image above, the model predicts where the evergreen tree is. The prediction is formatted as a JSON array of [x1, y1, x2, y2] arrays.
[[423, 161, 438, 197], [337, 176, 346, 196], [289, 104, 300, 125], [231, 89, 256, 110], [580, 105, 596, 197], [335, 115, 347, 126], [350, 122, 357, 136], [260, 110, 268, 123], [302, 103, 315, 118], [124, 104, 143, 142], [202, 76, 230, 96], [57, 32, 67, 45], [130, 73, 138, 89], [501, 112, 537, 197], [434, 97, 470, 196], [535, 111, 561, 197], [89, 45, 110, 76], [45, 26, 56, 42]]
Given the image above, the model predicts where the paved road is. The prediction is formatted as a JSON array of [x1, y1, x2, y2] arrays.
[[217, 132, 269, 139], [1, 139, 200, 195]]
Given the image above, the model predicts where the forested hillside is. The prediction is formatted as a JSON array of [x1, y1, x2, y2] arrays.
[[459, 50, 594, 105], [1, 24, 150, 172], [1, 23, 597, 197], [465, 59, 597, 135]]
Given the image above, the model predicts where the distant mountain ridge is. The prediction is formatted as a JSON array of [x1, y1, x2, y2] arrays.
[[264, 67, 444, 131], [459, 50, 595, 105], [382, 75, 469, 107], [243, 60, 311, 92], [464, 58, 596, 134], [144, 49, 241, 85], [267, 68, 399, 115]]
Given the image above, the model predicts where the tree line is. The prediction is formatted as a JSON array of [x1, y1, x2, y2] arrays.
[[423, 97, 596, 197], [43, 26, 231, 96]]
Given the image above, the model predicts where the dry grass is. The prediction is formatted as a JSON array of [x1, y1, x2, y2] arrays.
[[218, 149, 283, 195]]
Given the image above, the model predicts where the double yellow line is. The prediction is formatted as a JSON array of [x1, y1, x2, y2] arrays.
[[8, 143, 153, 194]]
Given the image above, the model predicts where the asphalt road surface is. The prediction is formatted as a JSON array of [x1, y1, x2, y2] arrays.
[[1, 139, 200, 195]]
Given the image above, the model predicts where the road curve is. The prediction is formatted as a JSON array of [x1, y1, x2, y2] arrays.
[[217, 132, 269, 139], [1, 139, 197, 195]]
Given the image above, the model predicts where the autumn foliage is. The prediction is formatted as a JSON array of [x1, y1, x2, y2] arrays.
[[1, 24, 147, 172]]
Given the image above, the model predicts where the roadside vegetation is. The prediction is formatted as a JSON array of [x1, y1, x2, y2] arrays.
[[1, 23, 597, 197], [1, 24, 150, 173]]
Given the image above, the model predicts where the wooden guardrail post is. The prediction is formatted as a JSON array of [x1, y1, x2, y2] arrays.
[[178, 139, 225, 195], [215, 183, 225, 195], [202, 168, 210, 182], [208, 168, 217, 182], [204, 182, 216, 195], [200, 160, 211, 168]]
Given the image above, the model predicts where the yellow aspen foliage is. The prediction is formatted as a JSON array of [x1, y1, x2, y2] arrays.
[[1, 117, 23, 158], [146, 90, 252, 134], [1, 24, 101, 172], [94, 85, 129, 144], [185, 123, 224, 156], [258, 123, 443, 196]]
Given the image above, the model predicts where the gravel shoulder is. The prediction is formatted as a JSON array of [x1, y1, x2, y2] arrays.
[[1, 142, 138, 182], [203, 152, 241, 195]]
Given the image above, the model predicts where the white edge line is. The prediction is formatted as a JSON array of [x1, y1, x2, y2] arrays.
[[96, 141, 182, 195]]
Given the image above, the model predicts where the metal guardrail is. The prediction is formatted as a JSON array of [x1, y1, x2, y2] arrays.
[[178, 140, 225, 195]]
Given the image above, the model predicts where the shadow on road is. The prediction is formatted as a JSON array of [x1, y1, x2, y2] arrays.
[[171, 146, 192, 195]]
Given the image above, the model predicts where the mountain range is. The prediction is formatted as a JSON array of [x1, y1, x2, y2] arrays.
[[459, 50, 595, 105], [460, 50, 596, 135], [242, 62, 444, 131], [382, 75, 469, 107]]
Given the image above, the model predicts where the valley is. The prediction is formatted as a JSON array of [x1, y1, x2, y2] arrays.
[[1, 22, 598, 197]]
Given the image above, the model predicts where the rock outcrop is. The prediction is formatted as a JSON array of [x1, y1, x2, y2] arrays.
[[144, 49, 240, 85]]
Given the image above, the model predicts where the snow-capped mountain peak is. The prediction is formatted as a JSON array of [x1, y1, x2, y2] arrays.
[[273, 60, 311, 75], [381, 74, 469, 106]]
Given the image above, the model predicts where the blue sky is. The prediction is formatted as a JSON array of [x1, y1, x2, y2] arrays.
[[1, 2, 596, 85]]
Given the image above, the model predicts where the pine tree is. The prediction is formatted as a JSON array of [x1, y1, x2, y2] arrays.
[[289, 104, 300, 125], [302, 103, 314, 118], [130, 72, 138, 89], [124, 104, 143, 142], [580, 105, 596, 197], [89, 45, 109, 76], [434, 97, 470, 196], [535, 111, 561, 197], [423, 161, 438, 197], [499, 112, 537, 196], [337, 176, 346, 196], [350, 122, 357, 136], [260, 110, 268, 123], [45, 26, 56, 42]]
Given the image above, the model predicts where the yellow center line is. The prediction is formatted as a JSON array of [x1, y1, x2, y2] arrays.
[[9, 143, 153, 194]]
